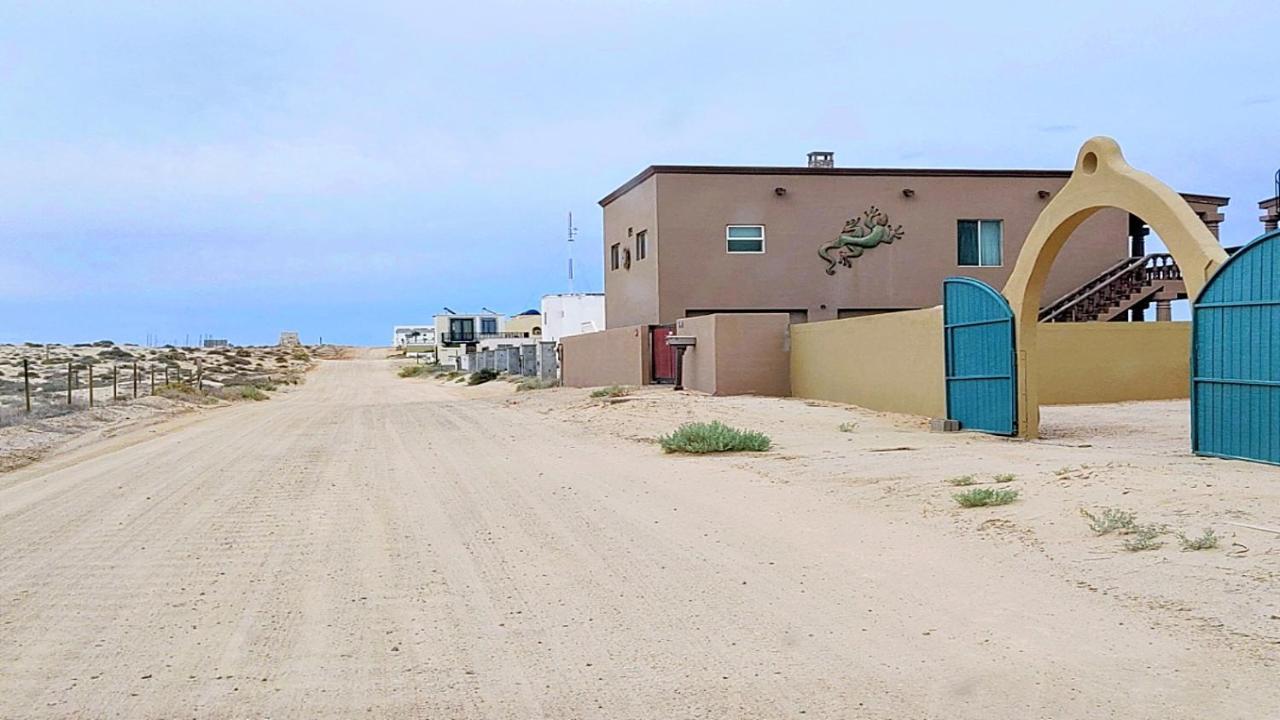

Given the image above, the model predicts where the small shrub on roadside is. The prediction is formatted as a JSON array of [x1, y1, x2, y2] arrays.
[[953, 487, 1019, 508], [1177, 527, 1220, 551], [590, 385, 632, 399], [399, 365, 430, 378], [992, 473, 1017, 484], [838, 421, 858, 432], [1121, 524, 1165, 552], [153, 382, 214, 404], [946, 475, 977, 486], [1080, 507, 1138, 535], [516, 377, 558, 391], [658, 421, 772, 454], [467, 368, 499, 385], [220, 385, 268, 401]]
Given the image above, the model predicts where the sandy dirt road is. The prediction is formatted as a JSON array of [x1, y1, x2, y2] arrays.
[[2, 355, 1277, 719]]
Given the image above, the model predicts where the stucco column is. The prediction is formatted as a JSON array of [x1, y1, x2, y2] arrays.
[[1155, 300, 1172, 322]]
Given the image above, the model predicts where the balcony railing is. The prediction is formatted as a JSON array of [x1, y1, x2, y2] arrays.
[[440, 331, 526, 344]]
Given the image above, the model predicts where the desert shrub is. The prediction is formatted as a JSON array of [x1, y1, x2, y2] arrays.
[[224, 385, 268, 401], [838, 421, 859, 432], [1080, 507, 1138, 535], [516, 377, 558, 391], [658, 421, 772, 454], [1121, 524, 1165, 552], [467, 368, 499, 385], [953, 487, 1019, 508], [946, 475, 977, 486], [589, 385, 632, 399], [399, 365, 431, 378], [1177, 527, 1219, 551], [153, 382, 213, 404]]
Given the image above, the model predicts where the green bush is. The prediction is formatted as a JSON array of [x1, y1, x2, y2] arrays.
[[467, 368, 499, 385], [516, 377, 558, 391], [946, 475, 977, 486], [590, 385, 632, 399], [992, 473, 1017, 484], [838, 421, 859, 432], [1080, 507, 1138, 535], [1177, 527, 1219, 551], [658, 421, 772, 454], [953, 487, 1019, 508], [399, 365, 430, 378], [227, 385, 268, 401], [1121, 524, 1165, 552]]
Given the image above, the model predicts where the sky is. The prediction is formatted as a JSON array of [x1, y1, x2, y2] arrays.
[[1, 1, 1278, 345]]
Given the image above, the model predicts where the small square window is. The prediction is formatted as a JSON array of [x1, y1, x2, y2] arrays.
[[610, 243, 621, 270], [480, 317, 497, 334], [726, 225, 764, 253], [958, 220, 1003, 267], [635, 230, 647, 260]]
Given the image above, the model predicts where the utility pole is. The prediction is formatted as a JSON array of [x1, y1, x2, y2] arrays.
[[567, 211, 578, 293], [22, 359, 31, 413]]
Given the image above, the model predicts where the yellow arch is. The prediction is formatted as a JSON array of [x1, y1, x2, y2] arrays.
[[1001, 137, 1229, 438]]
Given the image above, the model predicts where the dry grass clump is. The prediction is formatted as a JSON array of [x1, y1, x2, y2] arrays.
[[1080, 507, 1138, 535], [1177, 527, 1219, 551], [467, 369, 499, 385], [658, 421, 771, 454], [946, 475, 977, 486], [153, 382, 215, 405], [516, 377, 558, 391], [398, 365, 430, 378], [590, 385, 632, 399]]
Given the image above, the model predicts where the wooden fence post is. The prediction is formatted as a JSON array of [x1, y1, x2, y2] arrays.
[[197, 359, 202, 391], [67, 362, 72, 405], [133, 362, 138, 398], [23, 358, 31, 413], [113, 365, 119, 400], [150, 366, 155, 394], [89, 364, 94, 408]]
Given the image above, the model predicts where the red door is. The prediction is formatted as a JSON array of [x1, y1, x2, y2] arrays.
[[651, 326, 676, 383]]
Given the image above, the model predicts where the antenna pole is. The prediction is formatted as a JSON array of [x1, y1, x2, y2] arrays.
[[567, 211, 578, 293]]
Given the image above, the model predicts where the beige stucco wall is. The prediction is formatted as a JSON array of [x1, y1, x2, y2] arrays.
[[602, 171, 1133, 327], [790, 308, 946, 417], [561, 325, 650, 388], [1040, 322, 1190, 404], [675, 313, 790, 396], [602, 175, 660, 328], [505, 314, 541, 336]]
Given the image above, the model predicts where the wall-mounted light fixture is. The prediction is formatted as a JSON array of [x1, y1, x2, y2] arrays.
[[774, 187, 787, 196], [627, 227, 633, 236], [1038, 190, 1051, 199], [902, 188, 915, 198]]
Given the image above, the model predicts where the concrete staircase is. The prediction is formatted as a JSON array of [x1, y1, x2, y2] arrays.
[[1039, 253, 1185, 323]]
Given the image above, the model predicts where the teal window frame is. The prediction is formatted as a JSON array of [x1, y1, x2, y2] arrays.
[[958, 219, 1003, 267]]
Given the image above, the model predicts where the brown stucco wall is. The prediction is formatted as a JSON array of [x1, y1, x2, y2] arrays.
[[790, 308, 947, 417], [561, 325, 651, 388], [674, 313, 790, 396], [601, 170, 1138, 328], [602, 176, 660, 329], [1039, 322, 1190, 404]]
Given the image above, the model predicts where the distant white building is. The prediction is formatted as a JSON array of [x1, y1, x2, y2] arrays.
[[540, 293, 605, 343], [279, 331, 300, 347], [392, 325, 436, 348]]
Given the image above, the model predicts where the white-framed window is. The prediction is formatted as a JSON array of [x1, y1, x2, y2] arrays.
[[958, 219, 1003, 267], [610, 243, 621, 270], [726, 225, 765, 253], [635, 230, 648, 260]]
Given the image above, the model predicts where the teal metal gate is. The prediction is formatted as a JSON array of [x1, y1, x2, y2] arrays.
[[1192, 228, 1280, 464], [944, 277, 1017, 435]]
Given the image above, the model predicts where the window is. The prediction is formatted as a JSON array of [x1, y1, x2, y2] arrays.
[[726, 225, 764, 253], [635, 230, 647, 260], [480, 317, 497, 334], [610, 243, 620, 270], [958, 220, 1003, 266]]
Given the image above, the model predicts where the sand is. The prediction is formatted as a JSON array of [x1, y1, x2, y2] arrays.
[[1, 353, 1277, 718]]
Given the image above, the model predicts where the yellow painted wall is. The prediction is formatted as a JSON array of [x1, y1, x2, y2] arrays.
[[505, 314, 542, 336], [790, 307, 946, 417], [1039, 322, 1189, 404]]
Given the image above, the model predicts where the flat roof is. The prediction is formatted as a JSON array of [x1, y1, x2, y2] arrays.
[[598, 164, 1229, 207]]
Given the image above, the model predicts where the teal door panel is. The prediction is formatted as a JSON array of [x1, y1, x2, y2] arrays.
[[944, 277, 1017, 435], [1193, 229, 1280, 464]]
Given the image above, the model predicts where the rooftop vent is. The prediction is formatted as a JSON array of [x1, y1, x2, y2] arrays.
[[807, 151, 834, 168]]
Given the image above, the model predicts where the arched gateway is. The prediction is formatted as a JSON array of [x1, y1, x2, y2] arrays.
[[1000, 137, 1229, 438]]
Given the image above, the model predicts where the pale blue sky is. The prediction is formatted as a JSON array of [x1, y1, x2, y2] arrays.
[[2, 1, 1277, 344]]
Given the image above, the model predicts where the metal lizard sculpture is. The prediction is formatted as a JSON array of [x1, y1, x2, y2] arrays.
[[818, 206, 904, 275]]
